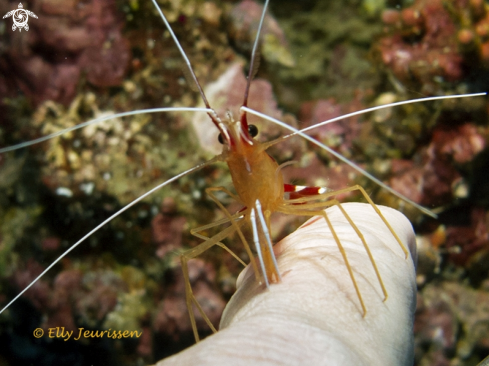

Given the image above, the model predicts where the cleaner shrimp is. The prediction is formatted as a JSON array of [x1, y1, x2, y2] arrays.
[[0, 0, 487, 364]]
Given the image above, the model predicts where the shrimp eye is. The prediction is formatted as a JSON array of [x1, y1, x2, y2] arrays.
[[218, 133, 224, 144], [248, 124, 258, 138]]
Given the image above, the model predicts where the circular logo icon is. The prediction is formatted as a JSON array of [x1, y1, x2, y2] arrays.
[[33, 328, 44, 338], [2, 3, 38, 32]]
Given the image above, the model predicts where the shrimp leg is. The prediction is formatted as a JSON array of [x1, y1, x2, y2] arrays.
[[278, 202, 368, 315], [190, 211, 247, 267], [204, 187, 263, 282], [182, 219, 246, 342], [285, 185, 408, 257], [278, 187, 406, 315]]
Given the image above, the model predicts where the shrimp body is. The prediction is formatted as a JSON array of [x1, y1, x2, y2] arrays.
[[223, 119, 284, 212], [204, 111, 285, 285]]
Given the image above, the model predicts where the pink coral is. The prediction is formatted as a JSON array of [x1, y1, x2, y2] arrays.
[[445, 207, 489, 265], [0, 0, 130, 106], [153, 259, 225, 340], [376, 0, 463, 92], [377, 0, 489, 92], [422, 123, 485, 206], [387, 123, 485, 208], [152, 198, 187, 259]]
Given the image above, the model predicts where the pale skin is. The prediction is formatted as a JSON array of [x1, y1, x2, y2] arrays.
[[156, 202, 417, 366]]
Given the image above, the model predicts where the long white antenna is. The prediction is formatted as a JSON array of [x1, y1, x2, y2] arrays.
[[255, 199, 281, 282], [285, 93, 487, 138], [0, 157, 219, 315], [150, 0, 210, 108], [242, 106, 437, 218], [0, 107, 212, 153], [250, 207, 269, 288], [242, 0, 270, 107], [247, 92, 486, 218]]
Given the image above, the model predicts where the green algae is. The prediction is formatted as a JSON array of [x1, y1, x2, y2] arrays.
[[268, 0, 382, 108]]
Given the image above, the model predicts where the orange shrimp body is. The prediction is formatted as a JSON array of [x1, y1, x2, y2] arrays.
[[224, 125, 284, 211], [215, 112, 284, 283]]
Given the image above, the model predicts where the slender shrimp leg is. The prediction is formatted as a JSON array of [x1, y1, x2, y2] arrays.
[[182, 219, 246, 342], [203, 187, 262, 281], [185, 187, 265, 342], [278, 185, 408, 315], [278, 203, 369, 315], [190, 212, 247, 267], [285, 185, 408, 256], [250, 199, 282, 287]]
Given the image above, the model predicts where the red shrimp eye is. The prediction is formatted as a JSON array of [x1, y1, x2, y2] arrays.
[[218, 133, 225, 144], [248, 124, 258, 138]]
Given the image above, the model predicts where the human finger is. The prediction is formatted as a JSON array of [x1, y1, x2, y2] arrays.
[[156, 202, 417, 366]]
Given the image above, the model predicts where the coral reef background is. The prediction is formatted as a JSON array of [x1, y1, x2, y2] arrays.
[[0, 0, 488, 365]]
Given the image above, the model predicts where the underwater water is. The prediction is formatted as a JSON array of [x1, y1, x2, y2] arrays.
[[0, 0, 488, 364]]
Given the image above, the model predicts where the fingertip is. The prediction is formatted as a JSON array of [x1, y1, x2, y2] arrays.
[[160, 203, 418, 365], [222, 202, 417, 365]]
